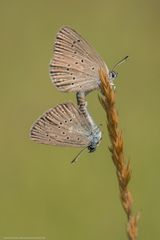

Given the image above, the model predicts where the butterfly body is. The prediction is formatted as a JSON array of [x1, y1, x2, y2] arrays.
[[75, 91, 102, 153]]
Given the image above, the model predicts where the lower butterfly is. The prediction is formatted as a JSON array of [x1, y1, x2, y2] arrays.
[[30, 102, 101, 163]]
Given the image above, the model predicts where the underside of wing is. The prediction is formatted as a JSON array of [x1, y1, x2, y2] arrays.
[[30, 102, 91, 147], [50, 26, 109, 92]]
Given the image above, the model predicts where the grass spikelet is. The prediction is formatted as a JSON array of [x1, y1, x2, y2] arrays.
[[99, 69, 139, 240]]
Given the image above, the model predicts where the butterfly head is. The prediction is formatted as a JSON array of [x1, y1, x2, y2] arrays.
[[109, 71, 118, 81], [108, 56, 129, 88], [88, 127, 102, 153]]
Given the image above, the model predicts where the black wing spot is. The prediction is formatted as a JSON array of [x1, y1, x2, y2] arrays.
[[92, 67, 95, 70], [64, 120, 67, 123], [81, 59, 84, 63], [75, 62, 78, 64], [60, 122, 63, 125], [67, 64, 70, 66], [62, 132, 66, 135], [74, 51, 77, 54], [77, 137, 80, 141], [77, 39, 80, 42], [58, 126, 61, 129], [71, 83, 74, 85], [73, 40, 76, 44], [67, 68, 69, 71], [70, 73, 73, 75], [70, 119, 73, 122], [73, 77, 75, 80], [67, 136, 70, 140]]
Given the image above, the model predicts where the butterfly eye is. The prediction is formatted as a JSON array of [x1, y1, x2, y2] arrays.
[[112, 72, 115, 78], [109, 71, 118, 80]]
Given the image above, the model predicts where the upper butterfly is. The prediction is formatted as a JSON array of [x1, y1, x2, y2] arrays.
[[49, 26, 119, 93]]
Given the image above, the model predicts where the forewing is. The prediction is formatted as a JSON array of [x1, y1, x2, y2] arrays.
[[30, 103, 91, 147], [50, 26, 109, 92]]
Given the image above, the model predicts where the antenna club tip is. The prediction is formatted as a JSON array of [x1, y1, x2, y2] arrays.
[[124, 56, 130, 61], [112, 55, 129, 70]]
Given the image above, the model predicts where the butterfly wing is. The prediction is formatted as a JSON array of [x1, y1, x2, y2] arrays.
[[30, 102, 91, 147], [49, 26, 109, 92]]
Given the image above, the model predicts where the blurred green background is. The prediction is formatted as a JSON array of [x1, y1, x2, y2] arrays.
[[0, 0, 160, 239]]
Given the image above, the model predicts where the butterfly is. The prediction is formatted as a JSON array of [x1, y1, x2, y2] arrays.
[[49, 26, 128, 93], [30, 102, 101, 163]]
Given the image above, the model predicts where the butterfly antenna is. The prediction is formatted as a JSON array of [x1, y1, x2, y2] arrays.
[[112, 56, 129, 71], [71, 147, 87, 164]]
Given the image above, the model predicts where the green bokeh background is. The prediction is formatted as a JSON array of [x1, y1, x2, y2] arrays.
[[1, 0, 160, 239]]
